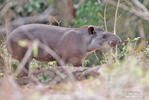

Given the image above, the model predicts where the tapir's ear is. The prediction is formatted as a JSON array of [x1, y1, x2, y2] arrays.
[[88, 25, 96, 35]]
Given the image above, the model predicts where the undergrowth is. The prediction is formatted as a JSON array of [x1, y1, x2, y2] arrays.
[[0, 37, 149, 100]]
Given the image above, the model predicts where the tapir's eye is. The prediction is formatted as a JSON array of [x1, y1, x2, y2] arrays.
[[102, 34, 107, 39]]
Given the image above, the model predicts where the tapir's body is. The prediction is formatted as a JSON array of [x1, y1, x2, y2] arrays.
[[7, 24, 121, 71]]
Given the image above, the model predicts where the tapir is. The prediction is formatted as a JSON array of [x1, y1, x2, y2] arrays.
[[7, 24, 121, 71]]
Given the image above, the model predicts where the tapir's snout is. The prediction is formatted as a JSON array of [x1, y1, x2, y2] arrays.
[[102, 32, 121, 47]]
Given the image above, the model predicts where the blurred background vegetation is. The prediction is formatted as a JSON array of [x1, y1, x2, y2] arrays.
[[0, 0, 149, 67], [0, 0, 149, 99]]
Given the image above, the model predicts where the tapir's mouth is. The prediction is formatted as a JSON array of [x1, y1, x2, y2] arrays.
[[99, 39, 106, 46], [108, 40, 118, 47]]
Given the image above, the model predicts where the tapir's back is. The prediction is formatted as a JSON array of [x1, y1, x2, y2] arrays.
[[8, 24, 70, 42], [7, 24, 72, 49], [7, 24, 72, 60]]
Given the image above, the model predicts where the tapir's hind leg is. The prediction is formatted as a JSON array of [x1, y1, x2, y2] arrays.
[[11, 42, 32, 75]]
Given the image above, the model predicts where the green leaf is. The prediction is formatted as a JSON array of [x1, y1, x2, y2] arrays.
[[18, 40, 27, 47], [134, 37, 141, 41], [12, 63, 18, 71], [35, 2, 40, 9], [97, 12, 104, 19], [49, 0, 54, 3], [28, 6, 33, 13], [83, 60, 89, 66], [16, 6, 23, 13], [33, 42, 38, 57], [39, 73, 52, 83]]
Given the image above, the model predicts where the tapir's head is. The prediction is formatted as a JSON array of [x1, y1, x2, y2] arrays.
[[87, 25, 121, 51]]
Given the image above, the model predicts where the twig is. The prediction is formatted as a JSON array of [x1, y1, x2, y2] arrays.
[[104, 0, 109, 31], [106, 0, 149, 22], [113, 0, 120, 61], [0, 5, 53, 34], [113, 0, 120, 34], [37, 41, 77, 82], [131, 0, 148, 13], [14, 48, 33, 76], [94, 51, 99, 62], [0, 13, 52, 34], [38, 41, 65, 66], [0, 0, 11, 11], [137, 19, 146, 44]]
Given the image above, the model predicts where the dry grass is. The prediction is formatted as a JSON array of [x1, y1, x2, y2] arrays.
[[0, 41, 149, 100]]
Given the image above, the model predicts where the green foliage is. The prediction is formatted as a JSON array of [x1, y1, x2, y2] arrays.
[[48, 61, 57, 66], [10, 0, 50, 17], [0, 0, 5, 5], [73, 0, 106, 27], [143, 44, 149, 58], [31, 59, 49, 69], [73, 0, 149, 66], [49, 0, 54, 3], [84, 51, 107, 67], [23, 0, 46, 13], [39, 73, 52, 83], [73, 0, 80, 4], [30, 59, 56, 69], [118, 37, 141, 59], [101, 43, 149, 87]]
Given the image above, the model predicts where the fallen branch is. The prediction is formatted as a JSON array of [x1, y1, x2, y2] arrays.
[[0, 5, 53, 35], [17, 65, 104, 85], [0, 13, 51, 35], [0, 0, 11, 11]]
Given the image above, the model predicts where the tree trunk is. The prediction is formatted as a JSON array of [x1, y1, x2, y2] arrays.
[[50, 0, 75, 26], [66, 0, 75, 25]]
